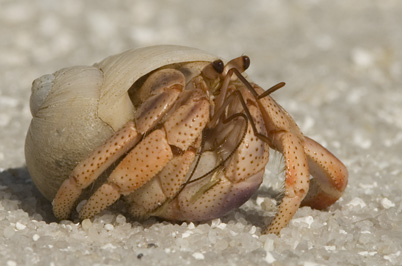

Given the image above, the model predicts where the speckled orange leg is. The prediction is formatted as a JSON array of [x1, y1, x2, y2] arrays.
[[53, 68, 186, 220], [125, 149, 197, 219], [263, 132, 310, 235], [79, 129, 173, 219], [53, 121, 139, 220], [301, 137, 348, 209], [78, 86, 210, 219]]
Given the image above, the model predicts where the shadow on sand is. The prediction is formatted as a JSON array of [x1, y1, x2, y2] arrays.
[[0, 167, 57, 223]]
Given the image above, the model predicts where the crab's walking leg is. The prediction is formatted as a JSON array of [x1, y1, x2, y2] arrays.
[[79, 129, 173, 219], [252, 84, 310, 235], [52, 68, 187, 220], [301, 137, 348, 209], [79, 89, 210, 219], [53, 121, 139, 220], [263, 132, 310, 235]]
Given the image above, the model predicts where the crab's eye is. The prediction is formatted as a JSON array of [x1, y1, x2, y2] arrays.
[[212, 60, 224, 74], [242, 56, 250, 71]]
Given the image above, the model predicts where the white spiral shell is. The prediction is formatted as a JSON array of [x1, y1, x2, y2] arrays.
[[25, 45, 218, 200]]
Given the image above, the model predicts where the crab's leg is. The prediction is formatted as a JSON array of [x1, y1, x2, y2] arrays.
[[79, 89, 210, 219], [125, 148, 197, 219], [79, 129, 174, 219], [248, 83, 310, 235], [301, 136, 348, 209], [53, 121, 139, 220], [263, 132, 310, 235], [53, 69, 186, 220]]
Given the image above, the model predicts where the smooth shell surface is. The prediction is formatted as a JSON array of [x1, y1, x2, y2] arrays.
[[25, 45, 218, 201], [26, 66, 112, 200]]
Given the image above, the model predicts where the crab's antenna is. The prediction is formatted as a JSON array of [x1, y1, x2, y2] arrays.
[[257, 82, 286, 99]]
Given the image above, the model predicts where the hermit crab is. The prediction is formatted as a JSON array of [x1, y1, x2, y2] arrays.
[[25, 45, 348, 234]]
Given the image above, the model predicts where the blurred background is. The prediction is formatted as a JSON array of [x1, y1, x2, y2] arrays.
[[0, 0, 401, 265]]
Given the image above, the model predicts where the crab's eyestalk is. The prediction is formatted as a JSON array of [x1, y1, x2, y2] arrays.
[[242, 55, 250, 70], [212, 59, 224, 73], [202, 59, 224, 80], [224, 55, 250, 75]]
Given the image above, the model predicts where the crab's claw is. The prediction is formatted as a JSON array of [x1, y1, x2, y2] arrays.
[[301, 137, 348, 209]]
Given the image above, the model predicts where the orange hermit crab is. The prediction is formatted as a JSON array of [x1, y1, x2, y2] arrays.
[[25, 45, 348, 234]]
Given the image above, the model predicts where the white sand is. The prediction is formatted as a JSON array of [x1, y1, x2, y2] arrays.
[[1, 1, 401, 265]]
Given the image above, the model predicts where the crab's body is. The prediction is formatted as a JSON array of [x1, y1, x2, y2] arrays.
[[25, 45, 348, 234]]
